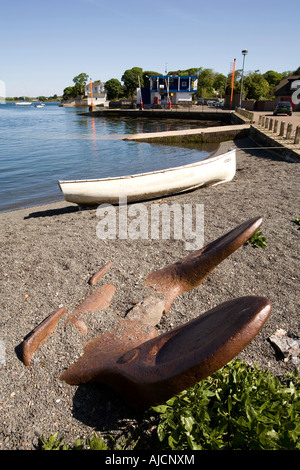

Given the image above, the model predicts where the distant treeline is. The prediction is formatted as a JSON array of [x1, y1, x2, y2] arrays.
[[5, 95, 62, 102], [63, 66, 300, 102]]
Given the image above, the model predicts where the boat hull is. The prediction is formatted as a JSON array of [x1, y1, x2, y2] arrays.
[[16, 102, 32, 106], [58, 149, 236, 206]]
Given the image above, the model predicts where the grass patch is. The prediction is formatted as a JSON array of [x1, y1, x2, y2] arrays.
[[246, 229, 268, 248]]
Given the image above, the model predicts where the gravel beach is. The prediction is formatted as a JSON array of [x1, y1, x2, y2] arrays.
[[0, 136, 299, 450]]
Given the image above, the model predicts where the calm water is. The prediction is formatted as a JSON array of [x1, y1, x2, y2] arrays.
[[0, 103, 218, 212]]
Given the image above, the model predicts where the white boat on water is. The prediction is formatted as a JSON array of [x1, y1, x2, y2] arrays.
[[58, 148, 236, 206], [16, 99, 32, 106]]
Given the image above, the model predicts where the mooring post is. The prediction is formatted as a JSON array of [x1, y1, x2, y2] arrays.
[[279, 121, 285, 136], [269, 118, 273, 131], [294, 125, 300, 144], [286, 123, 293, 140]]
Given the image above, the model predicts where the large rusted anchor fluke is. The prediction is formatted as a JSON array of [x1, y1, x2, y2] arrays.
[[59, 296, 271, 411], [145, 216, 262, 312], [21, 216, 271, 413]]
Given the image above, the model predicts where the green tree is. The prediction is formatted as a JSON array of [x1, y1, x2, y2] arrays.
[[263, 70, 285, 99], [213, 73, 227, 97], [62, 73, 89, 100], [62, 86, 78, 100], [105, 78, 123, 100], [263, 70, 283, 87], [197, 68, 215, 97], [168, 68, 200, 76], [243, 72, 270, 100], [73, 73, 89, 96], [282, 70, 293, 78], [121, 67, 143, 98]]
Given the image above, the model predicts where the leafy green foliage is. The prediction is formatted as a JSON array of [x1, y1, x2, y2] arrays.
[[40, 432, 109, 450], [62, 73, 89, 100], [263, 70, 284, 88], [62, 86, 78, 100], [73, 73, 89, 95], [293, 217, 300, 228], [40, 432, 139, 450], [247, 229, 268, 248], [197, 68, 216, 98], [105, 78, 123, 100], [121, 67, 143, 98], [40, 362, 299, 451], [243, 73, 270, 100], [152, 360, 300, 450]]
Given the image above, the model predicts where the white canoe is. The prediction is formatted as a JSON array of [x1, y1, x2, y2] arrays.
[[58, 148, 236, 206]]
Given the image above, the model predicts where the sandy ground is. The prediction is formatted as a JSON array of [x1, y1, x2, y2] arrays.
[[0, 136, 299, 450]]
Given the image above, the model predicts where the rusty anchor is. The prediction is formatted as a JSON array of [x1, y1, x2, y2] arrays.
[[59, 296, 271, 411], [57, 215, 271, 410]]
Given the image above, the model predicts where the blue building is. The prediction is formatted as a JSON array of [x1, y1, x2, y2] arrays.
[[149, 75, 198, 107]]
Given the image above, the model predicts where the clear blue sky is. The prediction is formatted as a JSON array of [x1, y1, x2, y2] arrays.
[[1, 0, 299, 97]]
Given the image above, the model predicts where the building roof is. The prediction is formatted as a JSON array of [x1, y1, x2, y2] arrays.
[[274, 74, 300, 96], [150, 75, 198, 79]]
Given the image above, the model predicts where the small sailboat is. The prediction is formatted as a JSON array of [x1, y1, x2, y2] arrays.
[[16, 97, 32, 106]]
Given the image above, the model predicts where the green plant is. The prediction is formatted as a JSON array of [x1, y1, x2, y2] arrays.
[[152, 360, 299, 450], [246, 230, 268, 248], [293, 217, 300, 228], [40, 432, 139, 450], [40, 432, 109, 450]]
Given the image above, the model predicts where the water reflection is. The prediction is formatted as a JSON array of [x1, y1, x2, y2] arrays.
[[91, 117, 98, 152]]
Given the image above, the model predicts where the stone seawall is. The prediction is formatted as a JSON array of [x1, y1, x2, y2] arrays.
[[250, 126, 300, 162], [83, 108, 251, 144], [123, 124, 250, 144], [83, 108, 234, 124], [60, 99, 88, 107], [233, 108, 300, 162]]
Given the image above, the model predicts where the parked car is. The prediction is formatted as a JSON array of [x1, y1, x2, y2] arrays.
[[213, 100, 224, 107], [273, 101, 293, 116], [197, 98, 208, 105]]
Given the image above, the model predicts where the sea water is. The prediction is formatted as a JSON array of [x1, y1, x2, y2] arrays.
[[0, 103, 218, 212]]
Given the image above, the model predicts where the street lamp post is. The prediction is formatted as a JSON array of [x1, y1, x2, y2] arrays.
[[239, 50, 248, 108]]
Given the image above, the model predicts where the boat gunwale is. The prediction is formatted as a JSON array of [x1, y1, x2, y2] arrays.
[[58, 148, 235, 186]]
